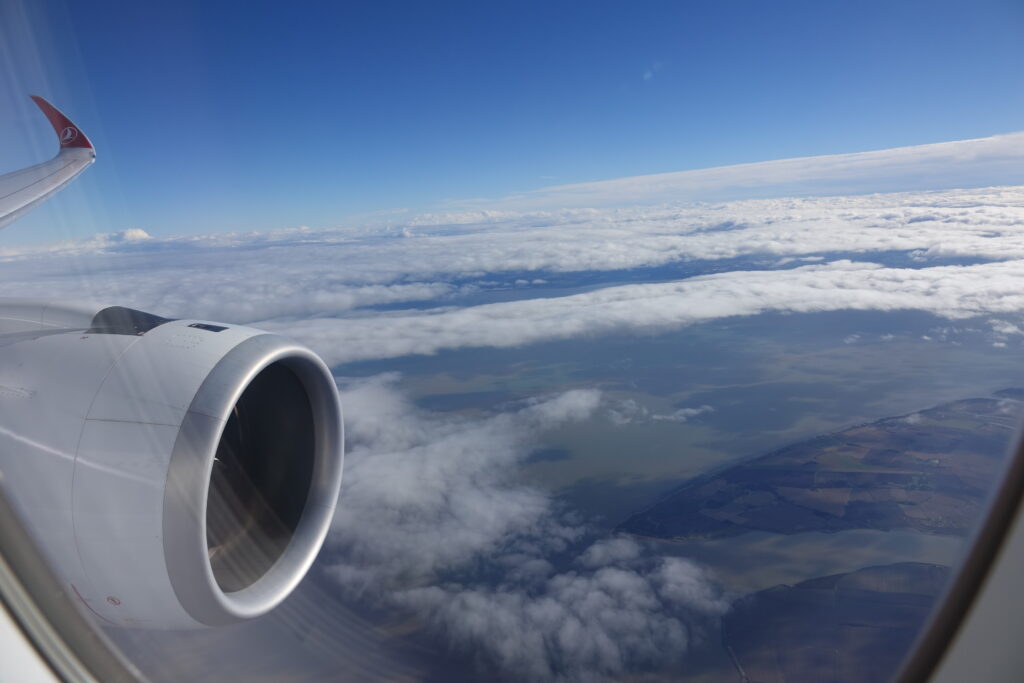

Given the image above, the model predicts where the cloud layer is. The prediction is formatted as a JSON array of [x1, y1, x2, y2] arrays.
[[256, 259, 1024, 365], [2, 185, 1024, 366], [451, 132, 1024, 210]]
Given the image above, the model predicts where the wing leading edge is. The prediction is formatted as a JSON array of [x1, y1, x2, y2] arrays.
[[0, 96, 95, 231]]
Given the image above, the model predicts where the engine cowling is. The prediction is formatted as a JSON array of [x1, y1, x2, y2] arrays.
[[0, 300, 343, 628]]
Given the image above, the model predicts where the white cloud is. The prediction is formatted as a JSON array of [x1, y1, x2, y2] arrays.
[[3, 187, 1024, 316], [450, 133, 1024, 210], [324, 377, 727, 681], [2, 186, 1024, 334], [327, 376, 594, 589], [4, 184, 1024, 367], [606, 399, 647, 425], [255, 259, 1024, 365], [577, 537, 642, 568], [990, 319, 1023, 336], [605, 400, 713, 426], [652, 405, 714, 423], [397, 556, 726, 681]]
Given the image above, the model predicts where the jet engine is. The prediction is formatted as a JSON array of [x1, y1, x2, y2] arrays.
[[0, 300, 343, 628]]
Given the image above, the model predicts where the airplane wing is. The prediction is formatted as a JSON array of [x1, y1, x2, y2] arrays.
[[0, 95, 95, 230]]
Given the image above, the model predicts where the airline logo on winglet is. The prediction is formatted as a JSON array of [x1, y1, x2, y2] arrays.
[[29, 95, 94, 151]]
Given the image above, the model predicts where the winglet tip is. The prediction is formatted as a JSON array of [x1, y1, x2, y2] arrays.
[[29, 94, 94, 152]]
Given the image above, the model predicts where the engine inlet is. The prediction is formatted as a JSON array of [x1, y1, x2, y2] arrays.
[[206, 362, 315, 593]]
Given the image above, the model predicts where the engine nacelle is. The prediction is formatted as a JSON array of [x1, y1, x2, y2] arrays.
[[0, 300, 343, 628]]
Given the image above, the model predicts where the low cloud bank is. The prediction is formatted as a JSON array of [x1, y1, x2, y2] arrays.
[[325, 376, 728, 681]]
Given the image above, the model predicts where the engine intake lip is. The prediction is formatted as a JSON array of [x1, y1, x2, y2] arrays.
[[162, 334, 343, 626]]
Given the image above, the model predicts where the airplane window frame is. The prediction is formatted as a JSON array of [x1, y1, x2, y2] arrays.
[[0, 482, 144, 683], [896, 423, 1024, 682]]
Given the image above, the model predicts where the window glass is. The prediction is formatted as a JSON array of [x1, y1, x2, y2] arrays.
[[2, 2, 1024, 682]]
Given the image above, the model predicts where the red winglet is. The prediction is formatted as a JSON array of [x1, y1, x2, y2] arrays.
[[29, 95, 94, 150]]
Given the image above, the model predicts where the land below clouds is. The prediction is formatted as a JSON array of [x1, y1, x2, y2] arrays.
[[614, 391, 1022, 682], [619, 390, 1024, 541]]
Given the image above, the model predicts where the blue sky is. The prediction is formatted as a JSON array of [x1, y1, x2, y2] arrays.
[[1, 0, 1022, 243]]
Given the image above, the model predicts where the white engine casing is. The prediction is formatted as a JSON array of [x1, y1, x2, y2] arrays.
[[0, 300, 344, 629]]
